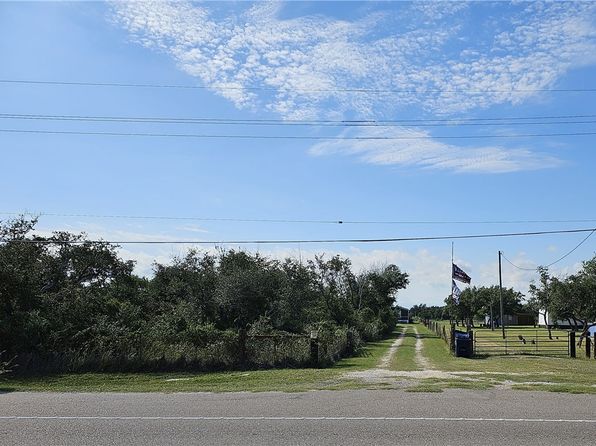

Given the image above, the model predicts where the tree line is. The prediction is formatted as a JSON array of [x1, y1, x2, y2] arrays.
[[411, 257, 596, 336], [0, 217, 409, 374], [527, 261, 596, 335]]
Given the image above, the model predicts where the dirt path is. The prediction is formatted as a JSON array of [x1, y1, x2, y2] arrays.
[[413, 327, 433, 370], [377, 326, 407, 369], [345, 325, 456, 382]]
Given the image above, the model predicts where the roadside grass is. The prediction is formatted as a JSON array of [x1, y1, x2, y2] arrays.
[[405, 378, 494, 393], [404, 383, 443, 393], [511, 383, 596, 394], [0, 330, 402, 393], [389, 326, 418, 371]]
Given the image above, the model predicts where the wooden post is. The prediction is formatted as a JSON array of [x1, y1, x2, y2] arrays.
[[238, 328, 248, 366], [310, 330, 319, 367], [469, 330, 474, 356], [450, 324, 456, 352], [498, 251, 505, 340], [569, 331, 576, 358], [594, 333, 596, 360]]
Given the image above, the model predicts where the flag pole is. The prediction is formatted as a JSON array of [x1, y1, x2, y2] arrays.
[[450, 241, 454, 328], [451, 241, 454, 297], [451, 241, 454, 298]]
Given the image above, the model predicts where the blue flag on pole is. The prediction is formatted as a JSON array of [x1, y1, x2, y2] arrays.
[[452, 263, 471, 284], [452, 280, 462, 303]]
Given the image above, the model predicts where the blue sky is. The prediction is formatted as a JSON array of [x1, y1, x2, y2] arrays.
[[1, 1, 596, 307]]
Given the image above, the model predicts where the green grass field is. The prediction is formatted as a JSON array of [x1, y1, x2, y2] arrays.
[[390, 325, 418, 371]]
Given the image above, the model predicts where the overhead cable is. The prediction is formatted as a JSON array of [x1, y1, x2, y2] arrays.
[[501, 228, 596, 271], [2, 113, 596, 128], [2, 79, 596, 94], [2, 227, 596, 245], [2, 128, 596, 140], [3, 211, 596, 226]]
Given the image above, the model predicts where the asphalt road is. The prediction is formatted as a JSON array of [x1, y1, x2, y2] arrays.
[[1, 389, 595, 445]]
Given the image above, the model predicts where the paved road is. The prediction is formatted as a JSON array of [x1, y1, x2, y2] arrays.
[[1, 389, 595, 445]]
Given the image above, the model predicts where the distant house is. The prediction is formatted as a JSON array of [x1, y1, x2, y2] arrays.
[[538, 312, 592, 329], [485, 312, 536, 327], [395, 306, 411, 323]]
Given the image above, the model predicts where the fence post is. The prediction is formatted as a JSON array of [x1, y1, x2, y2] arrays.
[[238, 329, 248, 366], [594, 333, 596, 360], [310, 331, 319, 367], [586, 334, 591, 359], [450, 324, 455, 352], [569, 331, 576, 358]]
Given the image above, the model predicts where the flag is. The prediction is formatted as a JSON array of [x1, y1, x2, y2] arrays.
[[452, 263, 471, 284], [452, 280, 462, 303]]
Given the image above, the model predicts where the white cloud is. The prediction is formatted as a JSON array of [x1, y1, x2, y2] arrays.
[[308, 126, 563, 173], [109, 1, 595, 173], [175, 224, 209, 234], [110, 1, 596, 116], [410, 1, 470, 23]]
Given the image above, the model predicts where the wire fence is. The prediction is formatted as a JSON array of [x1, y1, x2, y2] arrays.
[[425, 321, 596, 359], [7, 329, 359, 375], [473, 330, 569, 356]]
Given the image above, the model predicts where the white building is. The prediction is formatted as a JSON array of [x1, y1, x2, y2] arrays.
[[538, 312, 592, 329]]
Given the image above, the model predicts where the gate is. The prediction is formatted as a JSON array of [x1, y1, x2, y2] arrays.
[[473, 330, 569, 356]]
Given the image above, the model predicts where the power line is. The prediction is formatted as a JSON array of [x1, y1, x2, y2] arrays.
[[2, 113, 596, 128], [3, 227, 595, 245], [2, 128, 596, 140], [2, 79, 596, 94], [10, 112, 596, 124], [501, 228, 596, 271], [4, 211, 596, 226]]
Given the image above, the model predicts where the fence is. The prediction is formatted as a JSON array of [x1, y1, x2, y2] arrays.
[[423, 320, 452, 348], [473, 330, 569, 356], [424, 321, 596, 359], [8, 328, 357, 375], [475, 330, 596, 359]]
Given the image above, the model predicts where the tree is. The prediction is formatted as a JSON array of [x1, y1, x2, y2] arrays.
[[444, 285, 523, 328], [0, 216, 410, 373], [409, 304, 445, 320], [547, 257, 596, 342], [527, 267, 554, 338]]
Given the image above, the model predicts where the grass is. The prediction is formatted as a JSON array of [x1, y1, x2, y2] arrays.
[[390, 325, 418, 371], [0, 330, 402, 393], [511, 383, 596, 394], [405, 378, 494, 393]]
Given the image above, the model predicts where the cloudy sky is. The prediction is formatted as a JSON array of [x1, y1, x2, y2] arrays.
[[1, 1, 596, 307]]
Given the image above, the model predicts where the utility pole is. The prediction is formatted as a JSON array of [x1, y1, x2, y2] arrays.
[[498, 250, 505, 339]]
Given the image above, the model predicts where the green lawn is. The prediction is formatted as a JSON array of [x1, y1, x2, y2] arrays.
[[390, 325, 418, 371]]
